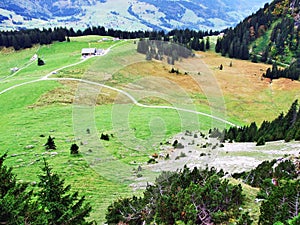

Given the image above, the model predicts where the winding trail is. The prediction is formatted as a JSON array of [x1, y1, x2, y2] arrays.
[[0, 40, 237, 127]]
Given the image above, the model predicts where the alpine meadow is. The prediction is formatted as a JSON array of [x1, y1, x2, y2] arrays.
[[0, 0, 300, 225]]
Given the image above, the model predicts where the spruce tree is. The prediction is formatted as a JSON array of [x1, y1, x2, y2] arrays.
[[0, 153, 43, 224], [37, 159, 93, 225]]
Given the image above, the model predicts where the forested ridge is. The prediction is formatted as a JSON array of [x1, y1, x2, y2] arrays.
[[216, 0, 300, 62], [215, 0, 300, 80]]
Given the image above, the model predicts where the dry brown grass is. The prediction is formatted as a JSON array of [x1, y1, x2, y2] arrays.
[[35, 51, 300, 125], [117, 60, 204, 93], [195, 51, 300, 124], [30, 80, 121, 108]]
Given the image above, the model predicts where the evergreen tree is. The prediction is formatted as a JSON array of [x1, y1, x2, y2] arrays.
[[44, 136, 56, 150], [137, 39, 148, 54], [259, 180, 300, 225], [205, 36, 210, 50], [12, 36, 20, 51], [70, 144, 79, 155], [37, 159, 93, 225], [23, 34, 32, 49], [0, 153, 43, 224], [38, 58, 45, 66], [215, 37, 222, 53], [200, 39, 205, 51]]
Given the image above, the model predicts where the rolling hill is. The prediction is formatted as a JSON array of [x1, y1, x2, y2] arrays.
[[0, 0, 270, 31]]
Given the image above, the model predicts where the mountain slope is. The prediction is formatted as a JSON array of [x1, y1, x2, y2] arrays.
[[0, 0, 270, 31], [216, 0, 300, 65]]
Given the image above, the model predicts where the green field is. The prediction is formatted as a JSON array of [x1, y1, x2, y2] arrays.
[[1, 36, 299, 223]]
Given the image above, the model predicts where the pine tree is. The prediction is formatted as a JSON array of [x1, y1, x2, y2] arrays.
[[137, 39, 148, 54], [37, 159, 93, 225], [38, 58, 45, 66], [259, 180, 300, 225], [200, 39, 205, 51]]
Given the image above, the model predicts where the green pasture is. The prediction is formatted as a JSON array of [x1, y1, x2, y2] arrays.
[[0, 36, 299, 223]]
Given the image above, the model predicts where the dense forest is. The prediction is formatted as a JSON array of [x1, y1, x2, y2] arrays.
[[209, 100, 300, 144], [216, 0, 300, 63]]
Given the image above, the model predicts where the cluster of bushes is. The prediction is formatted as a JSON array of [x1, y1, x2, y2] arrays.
[[106, 166, 249, 224], [233, 158, 299, 224]]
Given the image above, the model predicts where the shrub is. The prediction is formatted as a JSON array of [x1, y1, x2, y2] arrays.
[[100, 133, 110, 141], [70, 144, 79, 155]]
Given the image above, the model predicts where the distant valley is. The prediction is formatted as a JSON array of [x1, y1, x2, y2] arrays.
[[0, 0, 270, 31]]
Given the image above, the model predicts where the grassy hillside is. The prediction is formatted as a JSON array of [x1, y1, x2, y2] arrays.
[[0, 36, 299, 223]]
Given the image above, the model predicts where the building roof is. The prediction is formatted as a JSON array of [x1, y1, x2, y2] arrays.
[[81, 48, 96, 54]]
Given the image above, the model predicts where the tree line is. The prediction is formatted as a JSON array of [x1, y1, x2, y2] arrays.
[[0, 26, 218, 51], [263, 60, 300, 81], [211, 100, 300, 144]]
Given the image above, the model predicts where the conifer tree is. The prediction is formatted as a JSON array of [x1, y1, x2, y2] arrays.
[[37, 159, 93, 225], [0, 153, 42, 224], [205, 36, 210, 50], [44, 135, 56, 150], [70, 143, 79, 155]]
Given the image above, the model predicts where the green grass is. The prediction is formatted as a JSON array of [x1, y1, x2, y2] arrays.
[[229, 178, 260, 224], [1, 36, 299, 224], [0, 46, 40, 78], [0, 81, 135, 223]]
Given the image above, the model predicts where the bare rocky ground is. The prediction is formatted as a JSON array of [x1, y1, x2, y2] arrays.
[[144, 131, 300, 174], [129, 131, 299, 191]]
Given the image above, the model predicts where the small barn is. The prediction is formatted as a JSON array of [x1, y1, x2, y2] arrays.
[[81, 48, 97, 57]]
